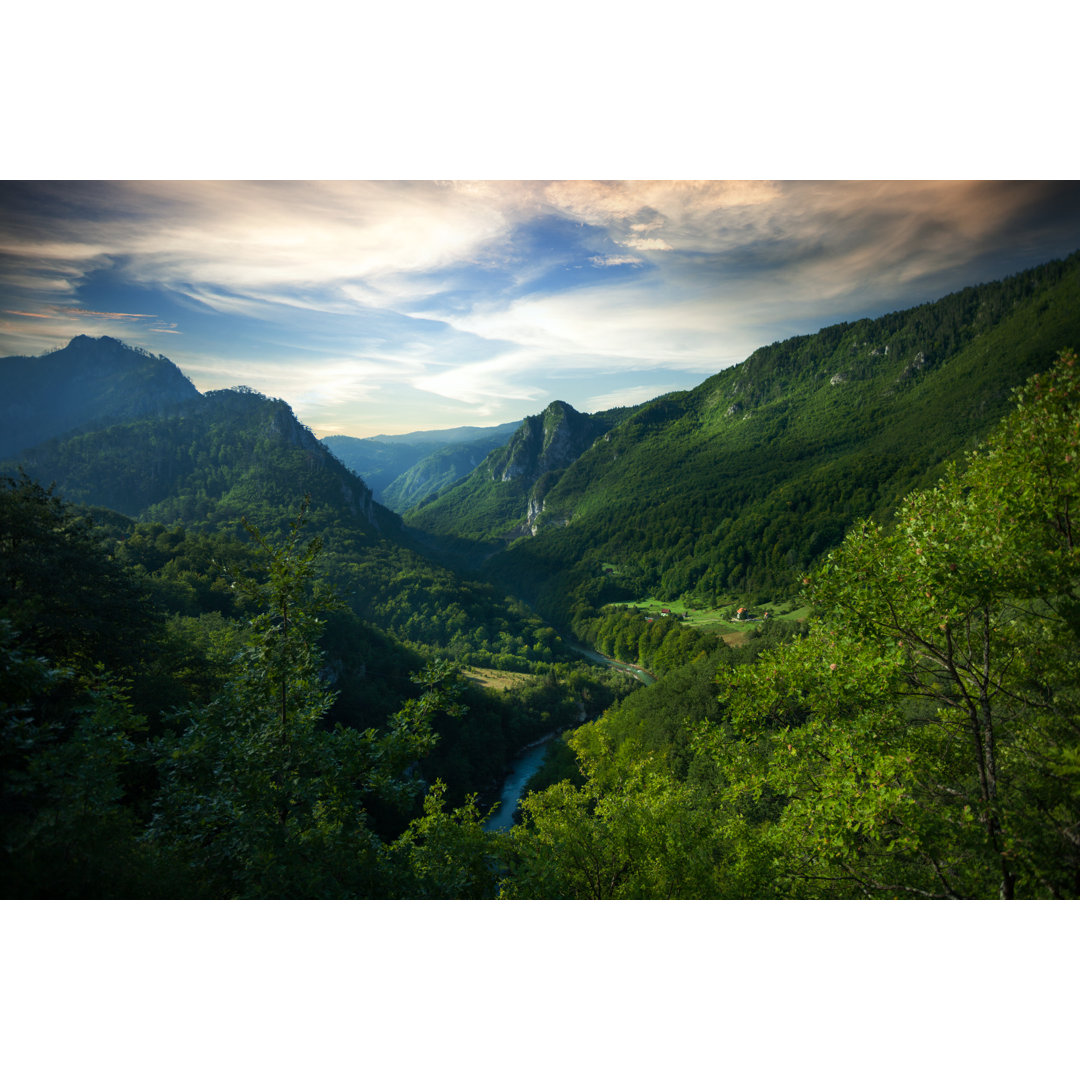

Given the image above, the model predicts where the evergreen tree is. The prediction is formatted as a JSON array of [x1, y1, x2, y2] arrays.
[[147, 502, 458, 898]]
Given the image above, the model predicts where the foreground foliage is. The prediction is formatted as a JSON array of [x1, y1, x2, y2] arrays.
[[503, 351, 1080, 898]]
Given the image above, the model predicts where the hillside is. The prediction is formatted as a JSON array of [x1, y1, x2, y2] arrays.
[[407, 400, 628, 542], [323, 419, 521, 503], [406, 251, 1080, 622], [0, 340, 596, 698], [6, 382, 397, 537], [0, 334, 201, 458]]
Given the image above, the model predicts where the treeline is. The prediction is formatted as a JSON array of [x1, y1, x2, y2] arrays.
[[570, 606, 726, 676]]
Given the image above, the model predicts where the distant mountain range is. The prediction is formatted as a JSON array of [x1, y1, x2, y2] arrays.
[[5, 250, 1080, 634], [323, 421, 522, 511]]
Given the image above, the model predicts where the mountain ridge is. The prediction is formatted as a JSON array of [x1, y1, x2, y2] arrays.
[[0, 334, 201, 458], [3, 378, 397, 537], [322, 420, 522, 504], [405, 250, 1080, 622]]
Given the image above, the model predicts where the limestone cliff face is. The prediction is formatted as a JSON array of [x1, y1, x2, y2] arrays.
[[478, 401, 609, 537], [492, 401, 606, 485], [403, 400, 624, 542]]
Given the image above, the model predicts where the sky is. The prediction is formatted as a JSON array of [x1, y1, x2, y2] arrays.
[[3, 180, 1080, 438]]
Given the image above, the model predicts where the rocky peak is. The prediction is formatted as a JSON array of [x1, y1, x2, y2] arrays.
[[0, 335, 201, 458], [494, 400, 606, 484]]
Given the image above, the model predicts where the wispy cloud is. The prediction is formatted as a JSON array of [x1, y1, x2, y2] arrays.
[[588, 255, 641, 267], [411, 349, 549, 406], [2, 180, 1079, 435], [621, 237, 672, 252], [67, 308, 159, 320], [583, 384, 690, 412]]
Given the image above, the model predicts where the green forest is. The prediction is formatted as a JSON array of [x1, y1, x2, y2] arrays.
[[2, 258, 1079, 898]]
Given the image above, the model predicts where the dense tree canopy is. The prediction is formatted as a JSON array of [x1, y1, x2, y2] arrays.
[[501, 350, 1080, 899]]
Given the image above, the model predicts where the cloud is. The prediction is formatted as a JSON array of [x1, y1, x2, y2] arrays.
[[4, 180, 1080, 435], [411, 349, 549, 407], [0, 181, 520, 320], [66, 308, 158, 320], [588, 255, 642, 267], [113, 180, 516, 302], [582, 384, 689, 412], [428, 279, 760, 374], [0, 301, 182, 357], [621, 237, 672, 252]]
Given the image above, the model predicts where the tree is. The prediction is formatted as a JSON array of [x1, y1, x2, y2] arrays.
[[0, 473, 157, 671], [715, 350, 1080, 898], [387, 780, 499, 899], [0, 622, 161, 897], [147, 502, 457, 898], [499, 726, 758, 899]]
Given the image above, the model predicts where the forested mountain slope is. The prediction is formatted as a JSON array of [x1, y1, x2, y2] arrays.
[[323, 419, 521, 503], [0, 368, 576, 681], [407, 399, 629, 541], [380, 430, 527, 512], [412, 252, 1080, 623], [0, 335, 200, 458], [6, 383, 397, 536], [503, 350, 1080, 899]]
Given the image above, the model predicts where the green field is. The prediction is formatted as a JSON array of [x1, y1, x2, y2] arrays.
[[607, 594, 809, 638]]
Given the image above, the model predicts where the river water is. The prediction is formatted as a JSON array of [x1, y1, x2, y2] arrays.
[[483, 646, 658, 830], [566, 643, 657, 685], [483, 736, 555, 832]]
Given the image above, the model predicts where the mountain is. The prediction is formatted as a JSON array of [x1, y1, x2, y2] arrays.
[[406, 251, 1080, 623], [407, 400, 628, 541], [0, 335, 201, 458], [323, 420, 521, 501], [380, 431, 523, 512], [5, 382, 397, 536], [0, 340, 578, 689]]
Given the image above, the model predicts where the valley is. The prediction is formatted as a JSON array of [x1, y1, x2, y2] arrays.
[[3, 251, 1080, 899]]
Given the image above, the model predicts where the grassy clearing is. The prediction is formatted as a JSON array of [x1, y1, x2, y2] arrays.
[[608, 593, 809, 638], [462, 667, 540, 692]]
